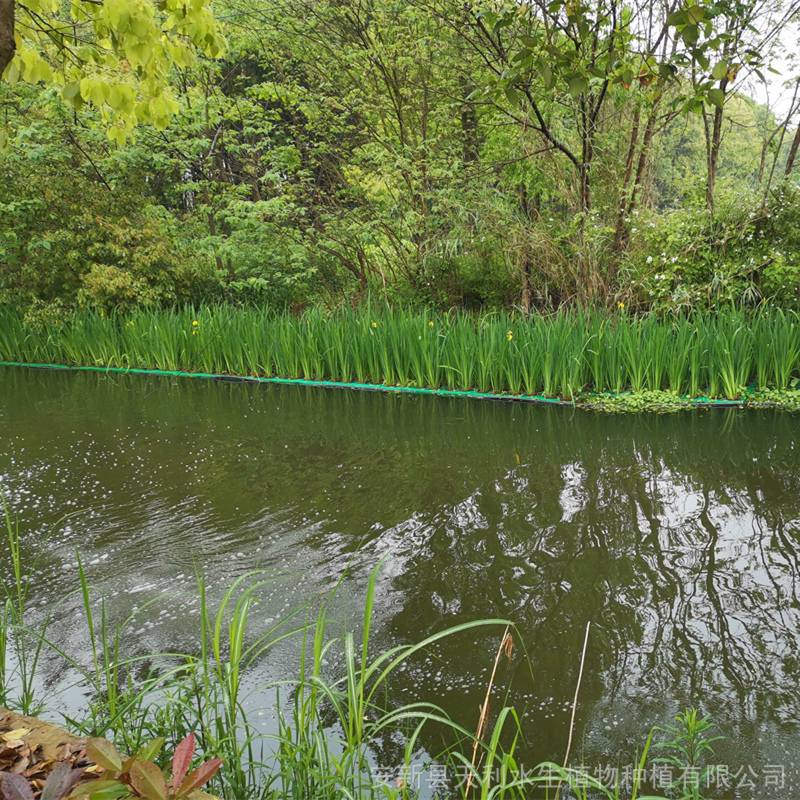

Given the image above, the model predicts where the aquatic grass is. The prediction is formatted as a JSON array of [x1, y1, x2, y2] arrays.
[[1, 517, 670, 800], [0, 498, 689, 800], [709, 313, 754, 399], [1, 497, 49, 716], [666, 319, 694, 395], [759, 308, 800, 389], [643, 315, 672, 392], [1, 305, 799, 402], [441, 314, 472, 390]]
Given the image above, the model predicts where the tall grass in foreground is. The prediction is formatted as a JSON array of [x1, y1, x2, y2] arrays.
[[1, 306, 799, 400], [0, 509, 682, 800]]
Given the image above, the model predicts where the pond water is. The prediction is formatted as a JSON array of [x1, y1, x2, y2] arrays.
[[2, 366, 800, 795]]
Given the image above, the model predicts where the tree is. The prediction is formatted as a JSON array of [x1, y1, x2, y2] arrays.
[[0, 0, 225, 141], [0, 0, 13, 76], [3, 0, 800, 311]]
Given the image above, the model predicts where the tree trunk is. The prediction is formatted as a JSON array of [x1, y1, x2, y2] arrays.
[[518, 183, 538, 312], [576, 98, 595, 301], [612, 107, 641, 254], [206, 210, 226, 275], [460, 78, 479, 166], [785, 124, 800, 177], [705, 108, 723, 213], [0, 0, 14, 76], [578, 97, 593, 214], [757, 140, 767, 185], [703, 85, 727, 215], [629, 107, 658, 212], [610, 101, 659, 265]]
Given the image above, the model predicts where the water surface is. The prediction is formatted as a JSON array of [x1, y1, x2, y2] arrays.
[[1, 366, 799, 795]]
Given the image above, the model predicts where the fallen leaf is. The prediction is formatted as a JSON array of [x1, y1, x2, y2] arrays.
[[2, 730, 32, 743], [11, 755, 31, 774], [0, 772, 35, 800]]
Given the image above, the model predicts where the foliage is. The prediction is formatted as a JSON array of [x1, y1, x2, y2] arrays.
[[652, 709, 722, 800], [0, 730, 219, 800], [1, 765, 84, 800], [619, 183, 800, 309], [1, 0, 225, 142], [74, 734, 221, 800], [1, 305, 799, 402], [2, 0, 800, 310], [0, 113, 218, 310]]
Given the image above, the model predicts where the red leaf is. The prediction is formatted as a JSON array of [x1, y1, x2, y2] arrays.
[[0, 772, 35, 800], [170, 735, 195, 791], [176, 760, 222, 798]]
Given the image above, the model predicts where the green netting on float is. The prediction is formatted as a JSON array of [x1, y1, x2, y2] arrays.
[[0, 361, 754, 407]]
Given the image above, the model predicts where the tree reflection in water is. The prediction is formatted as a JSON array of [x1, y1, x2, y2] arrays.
[[2, 368, 798, 774]]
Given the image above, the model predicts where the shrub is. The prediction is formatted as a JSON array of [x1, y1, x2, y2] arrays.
[[620, 182, 800, 309]]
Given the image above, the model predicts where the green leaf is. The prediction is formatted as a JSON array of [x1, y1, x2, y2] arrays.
[[62, 82, 83, 110], [129, 761, 169, 800], [479, 11, 498, 29], [711, 61, 728, 80], [707, 87, 724, 107], [503, 85, 522, 106], [86, 739, 124, 774], [135, 738, 165, 763], [86, 781, 131, 800], [683, 96, 704, 114], [3, 55, 20, 83], [686, 4, 706, 23], [682, 24, 699, 45], [566, 74, 588, 96], [658, 63, 677, 79], [72, 781, 125, 799]]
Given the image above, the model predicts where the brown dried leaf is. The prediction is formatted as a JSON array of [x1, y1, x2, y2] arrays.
[[11, 756, 31, 774]]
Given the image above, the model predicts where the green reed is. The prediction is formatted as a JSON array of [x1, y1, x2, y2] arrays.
[[2, 305, 798, 400], [1, 499, 50, 715]]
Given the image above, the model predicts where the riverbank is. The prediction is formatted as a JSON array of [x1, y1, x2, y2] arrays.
[[2, 306, 799, 411]]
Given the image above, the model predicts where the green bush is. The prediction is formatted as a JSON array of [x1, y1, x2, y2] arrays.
[[620, 182, 800, 309]]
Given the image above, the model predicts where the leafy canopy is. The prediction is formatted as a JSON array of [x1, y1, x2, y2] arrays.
[[2, 0, 225, 141]]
